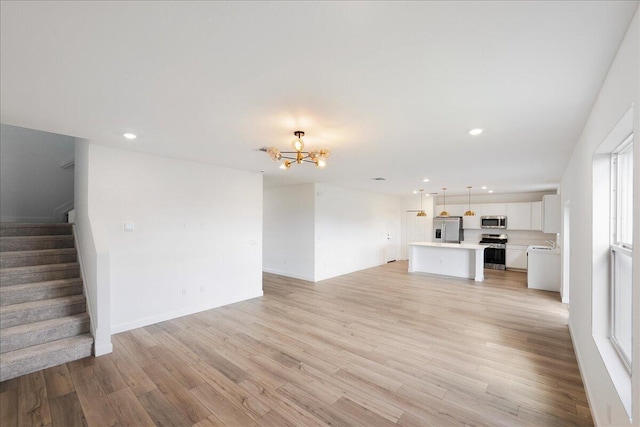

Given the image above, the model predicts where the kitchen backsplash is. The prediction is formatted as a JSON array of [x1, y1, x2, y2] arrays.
[[463, 229, 558, 247]]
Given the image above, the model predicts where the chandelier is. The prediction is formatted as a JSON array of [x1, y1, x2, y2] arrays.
[[439, 187, 450, 217], [464, 185, 476, 216], [263, 131, 330, 170], [417, 189, 427, 217]]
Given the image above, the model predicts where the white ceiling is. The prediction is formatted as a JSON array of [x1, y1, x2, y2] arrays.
[[1, 1, 637, 196]]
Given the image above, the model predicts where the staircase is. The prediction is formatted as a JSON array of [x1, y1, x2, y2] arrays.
[[0, 223, 93, 382]]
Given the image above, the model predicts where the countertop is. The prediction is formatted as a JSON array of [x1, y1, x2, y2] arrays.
[[408, 242, 485, 250], [527, 245, 560, 254]]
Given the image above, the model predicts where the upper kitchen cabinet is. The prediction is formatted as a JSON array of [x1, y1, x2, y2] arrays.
[[531, 201, 543, 231], [506, 203, 532, 230], [542, 195, 561, 233], [462, 214, 481, 229], [479, 203, 506, 216]]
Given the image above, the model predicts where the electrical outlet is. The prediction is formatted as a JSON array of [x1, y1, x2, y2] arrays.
[[181, 289, 187, 296], [200, 223, 205, 230], [200, 286, 204, 293], [181, 223, 186, 231]]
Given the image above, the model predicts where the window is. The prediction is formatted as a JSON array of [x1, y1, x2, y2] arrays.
[[610, 134, 633, 370]]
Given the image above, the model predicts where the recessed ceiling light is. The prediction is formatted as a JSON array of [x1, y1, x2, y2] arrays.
[[123, 133, 137, 140], [469, 128, 483, 136], [488, 190, 494, 193], [413, 190, 418, 194], [423, 178, 429, 182], [482, 186, 487, 190]]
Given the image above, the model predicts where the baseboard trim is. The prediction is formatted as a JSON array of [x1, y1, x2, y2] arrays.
[[111, 290, 264, 334], [94, 338, 113, 356], [262, 268, 315, 282], [568, 319, 599, 425]]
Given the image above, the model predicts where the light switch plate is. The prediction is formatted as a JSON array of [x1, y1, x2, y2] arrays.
[[123, 222, 135, 232]]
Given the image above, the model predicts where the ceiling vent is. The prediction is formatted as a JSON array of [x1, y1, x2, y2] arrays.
[[371, 177, 386, 181]]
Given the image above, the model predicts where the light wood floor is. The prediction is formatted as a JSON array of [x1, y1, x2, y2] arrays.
[[0, 261, 593, 426]]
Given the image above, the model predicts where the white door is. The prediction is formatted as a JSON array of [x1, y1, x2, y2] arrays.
[[385, 209, 400, 262]]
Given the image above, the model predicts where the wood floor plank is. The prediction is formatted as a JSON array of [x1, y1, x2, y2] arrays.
[[42, 365, 74, 400], [69, 367, 120, 427], [1, 262, 593, 426], [109, 345, 156, 397], [0, 389, 18, 427], [91, 355, 128, 395], [108, 387, 155, 427], [142, 362, 210, 424], [137, 388, 190, 427], [190, 361, 270, 420], [48, 392, 86, 427], [17, 371, 52, 427], [190, 382, 258, 427]]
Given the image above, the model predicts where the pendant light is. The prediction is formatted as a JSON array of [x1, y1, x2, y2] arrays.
[[417, 189, 427, 217], [464, 186, 475, 216], [439, 188, 450, 217]]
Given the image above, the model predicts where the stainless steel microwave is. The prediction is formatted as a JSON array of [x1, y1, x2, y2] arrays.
[[481, 216, 507, 229]]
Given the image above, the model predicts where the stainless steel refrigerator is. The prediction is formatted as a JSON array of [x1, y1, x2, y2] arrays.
[[433, 216, 464, 243]]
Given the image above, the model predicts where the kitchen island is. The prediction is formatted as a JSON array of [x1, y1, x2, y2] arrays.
[[408, 242, 485, 282]]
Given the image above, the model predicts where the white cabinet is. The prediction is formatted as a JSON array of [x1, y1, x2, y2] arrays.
[[506, 246, 528, 270], [506, 203, 532, 230], [527, 246, 560, 291], [462, 214, 480, 230], [543, 195, 561, 233], [480, 203, 506, 216], [531, 201, 543, 231]]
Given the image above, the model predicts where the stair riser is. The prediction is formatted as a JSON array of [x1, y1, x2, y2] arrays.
[[0, 320, 90, 354], [0, 237, 74, 252], [0, 267, 80, 286], [0, 338, 92, 382], [0, 283, 83, 306], [0, 253, 77, 268], [0, 301, 86, 329], [0, 226, 72, 237]]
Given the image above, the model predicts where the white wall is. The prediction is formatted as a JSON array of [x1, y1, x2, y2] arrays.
[[263, 183, 402, 282], [0, 124, 75, 222], [74, 139, 112, 355], [560, 9, 639, 426], [263, 184, 315, 281], [81, 144, 263, 334], [314, 183, 401, 282]]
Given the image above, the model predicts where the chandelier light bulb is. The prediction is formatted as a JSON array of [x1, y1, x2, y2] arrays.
[[292, 137, 304, 151], [291, 130, 305, 151], [316, 158, 327, 168]]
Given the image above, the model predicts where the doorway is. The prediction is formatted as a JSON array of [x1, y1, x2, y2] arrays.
[[562, 200, 570, 303]]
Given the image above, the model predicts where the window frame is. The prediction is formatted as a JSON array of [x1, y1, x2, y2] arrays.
[[609, 133, 633, 372]]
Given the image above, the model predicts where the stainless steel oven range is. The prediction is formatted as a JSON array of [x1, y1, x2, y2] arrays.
[[479, 233, 507, 270]]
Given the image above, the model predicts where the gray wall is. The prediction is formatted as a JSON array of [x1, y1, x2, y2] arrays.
[[0, 124, 75, 223]]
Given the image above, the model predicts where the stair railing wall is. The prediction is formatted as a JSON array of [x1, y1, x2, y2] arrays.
[[73, 219, 112, 356]]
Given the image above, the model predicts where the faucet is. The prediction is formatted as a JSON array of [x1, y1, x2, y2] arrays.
[[545, 240, 556, 249]]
